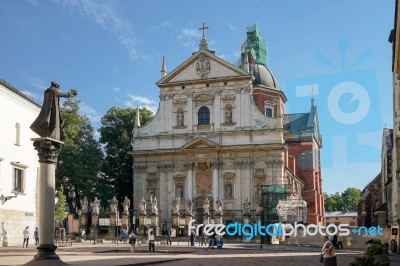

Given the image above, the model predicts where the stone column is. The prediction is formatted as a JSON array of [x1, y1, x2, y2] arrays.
[[30, 137, 63, 262], [186, 164, 194, 199], [212, 168, 218, 202]]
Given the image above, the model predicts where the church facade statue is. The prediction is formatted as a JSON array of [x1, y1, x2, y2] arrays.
[[139, 197, 147, 215], [81, 196, 89, 214], [243, 197, 251, 215], [172, 197, 180, 214], [215, 197, 223, 215], [92, 197, 100, 215], [177, 109, 184, 127], [30, 81, 77, 141], [151, 195, 159, 215], [110, 196, 118, 213], [225, 104, 232, 124], [123, 196, 130, 214], [185, 197, 193, 215], [203, 197, 210, 215]]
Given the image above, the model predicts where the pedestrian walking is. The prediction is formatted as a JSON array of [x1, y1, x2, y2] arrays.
[[205, 229, 216, 251], [200, 231, 206, 246], [34, 227, 39, 246], [128, 231, 137, 253], [336, 234, 343, 249], [148, 231, 155, 254], [166, 228, 172, 245], [190, 230, 196, 246], [23, 226, 29, 248], [321, 235, 337, 266]]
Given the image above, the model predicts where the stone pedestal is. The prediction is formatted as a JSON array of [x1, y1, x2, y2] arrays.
[[122, 214, 129, 230], [150, 213, 160, 236], [242, 214, 250, 225], [172, 213, 180, 227], [137, 225, 147, 237], [79, 214, 87, 230], [203, 214, 210, 225], [214, 214, 223, 224], [183, 213, 193, 236], [109, 215, 117, 240], [138, 214, 146, 227], [26, 138, 64, 265]]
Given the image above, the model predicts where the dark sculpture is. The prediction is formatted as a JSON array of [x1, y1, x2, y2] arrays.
[[30, 81, 77, 141]]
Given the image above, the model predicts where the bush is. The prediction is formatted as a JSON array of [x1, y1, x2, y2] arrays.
[[350, 240, 385, 266]]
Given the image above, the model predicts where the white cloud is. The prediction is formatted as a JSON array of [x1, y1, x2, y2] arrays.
[[226, 22, 237, 32], [111, 87, 120, 92], [178, 27, 201, 50], [23, 73, 47, 91], [80, 101, 102, 124], [50, 0, 142, 60], [20, 90, 42, 102], [124, 93, 158, 114]]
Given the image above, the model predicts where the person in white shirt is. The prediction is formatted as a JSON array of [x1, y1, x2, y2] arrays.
[[148, 231, 155, 254]]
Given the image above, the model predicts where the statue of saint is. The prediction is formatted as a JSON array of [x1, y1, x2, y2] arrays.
[[123, 196, 130, 214], [110, 196, 118, 213], [30, 81, 77, 141], [172, 197, 180, 214], [151, 195, 159, 215], [81, 196, 89, 213], [176, 184, 184, 199], [139, 197, 147, 215], [243, 197, 251, 215], [225, 105, 232, 124], [225, 182, 233, 198], [203, 197, 210, 215], [185, 197, 193, 215], [177, 109, 184, 127], [92, 197, 100, 215], [215, 197, 223, 215]]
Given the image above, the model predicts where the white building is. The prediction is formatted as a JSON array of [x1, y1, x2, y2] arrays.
[[0, 79, 40, 246]]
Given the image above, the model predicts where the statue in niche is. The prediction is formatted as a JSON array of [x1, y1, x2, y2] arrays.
[[110, 196, 118, 213], [203, 197, 210, 215], [225, 105, 232, 124], [243, 197, 251, 215], [123, 196, 130, 214], [139, 197, 147, 215], [215, 197, 223, 215], [225, 182, 233, 199], [176, 184, 184, 199], [177, 109, 184, 127], [30, 81, 77, 140], [92, 197, 100, 215]]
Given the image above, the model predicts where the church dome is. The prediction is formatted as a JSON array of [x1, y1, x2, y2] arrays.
[[251, 64, 280, 90]]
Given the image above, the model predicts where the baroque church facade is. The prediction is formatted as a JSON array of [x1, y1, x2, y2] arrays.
[[129, 25, 324, 229]]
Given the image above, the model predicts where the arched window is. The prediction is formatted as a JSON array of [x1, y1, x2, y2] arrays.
[[15, 123, 20, 146], [198, 106, 210, 125]]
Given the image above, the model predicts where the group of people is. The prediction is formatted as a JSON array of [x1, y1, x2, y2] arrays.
[[321, 233, 343, 266], [22, 226, 40, 248]]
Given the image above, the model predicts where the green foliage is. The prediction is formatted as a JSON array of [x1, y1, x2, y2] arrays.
[[324, 187, 361, 211], [350, 240, 385, 266], [56, 98, 109, 211], [99, 107, 153, 208], [55, 185, 67, 225]]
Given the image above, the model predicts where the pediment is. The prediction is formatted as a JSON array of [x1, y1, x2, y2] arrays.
[[180, 137, 221, 150], [157, 50, 251, 85]]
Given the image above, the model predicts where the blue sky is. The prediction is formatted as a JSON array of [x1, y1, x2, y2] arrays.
[[0, 0, 394, 194]]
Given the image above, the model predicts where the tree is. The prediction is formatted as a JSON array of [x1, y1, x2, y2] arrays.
[[99, 107, 153, 210], [56, 98, 109, 211], [55, 185, 67, 226], [324, 187, 361, 211]]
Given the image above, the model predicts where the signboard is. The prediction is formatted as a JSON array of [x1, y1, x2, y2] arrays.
[[98, 218, 110, 226]]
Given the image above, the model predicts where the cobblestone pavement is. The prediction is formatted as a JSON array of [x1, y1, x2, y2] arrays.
[[0, 242, 398, 266]]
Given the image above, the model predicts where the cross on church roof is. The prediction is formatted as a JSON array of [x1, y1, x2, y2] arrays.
[[199, 23, 209, 38]]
